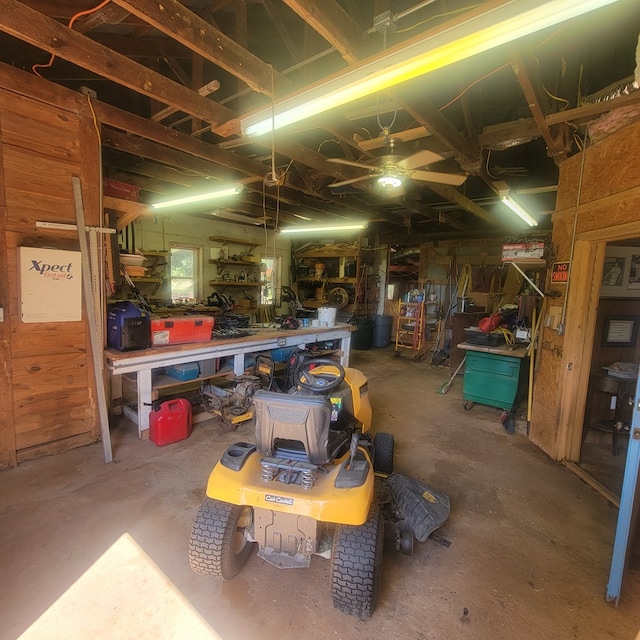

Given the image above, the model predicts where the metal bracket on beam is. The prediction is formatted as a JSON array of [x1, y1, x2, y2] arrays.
[[373, 11, 397, 33]]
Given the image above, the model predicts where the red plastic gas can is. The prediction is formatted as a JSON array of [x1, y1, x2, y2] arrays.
[[149, 398, 193, 446]]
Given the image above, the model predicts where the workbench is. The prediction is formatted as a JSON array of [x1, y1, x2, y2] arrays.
[[106, 324, 354, 437], [457, 342, 529, 413]]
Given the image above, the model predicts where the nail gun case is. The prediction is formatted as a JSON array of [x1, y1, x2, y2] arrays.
[[151, 315, 214, 346]]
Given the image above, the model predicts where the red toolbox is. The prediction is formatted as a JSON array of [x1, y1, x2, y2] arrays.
[[151, 315, 214, 346]]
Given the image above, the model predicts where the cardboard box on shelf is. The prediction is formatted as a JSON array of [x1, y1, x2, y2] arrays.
[[501, 242, 545, 262]]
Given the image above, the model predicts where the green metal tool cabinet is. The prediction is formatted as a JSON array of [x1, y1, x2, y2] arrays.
[[459, 343, 529, 411]]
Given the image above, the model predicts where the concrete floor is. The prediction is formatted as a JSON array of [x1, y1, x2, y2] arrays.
[[2, 347, 640, 640]]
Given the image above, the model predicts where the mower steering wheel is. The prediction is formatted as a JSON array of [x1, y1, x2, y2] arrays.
[[293, 358, 345, 393]]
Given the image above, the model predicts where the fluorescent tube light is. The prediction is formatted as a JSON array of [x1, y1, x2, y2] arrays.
[[241, 0, 620, 136], [152, 186, 242, 209], [280, 223, 367, 234], [208, 210, 268, 225], [501, 196, 538, 227]]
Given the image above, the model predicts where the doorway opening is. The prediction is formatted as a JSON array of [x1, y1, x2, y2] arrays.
[[578, 239, 640, 500]]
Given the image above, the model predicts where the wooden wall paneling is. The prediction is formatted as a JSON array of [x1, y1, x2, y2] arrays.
[[0, 112, 18, 468], [0, 85, 101, 464], [16, 433, 96, 465], [0, 91, 80, 160]]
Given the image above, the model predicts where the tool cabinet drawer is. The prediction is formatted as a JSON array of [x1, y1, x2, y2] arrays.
[[463, 350, 526, 411]]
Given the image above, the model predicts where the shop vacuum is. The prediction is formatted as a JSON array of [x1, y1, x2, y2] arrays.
[[107, 301, 151, 351]]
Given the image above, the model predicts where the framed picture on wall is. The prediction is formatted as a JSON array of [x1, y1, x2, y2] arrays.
[[628, 254, 640, 290], [602, 315, 639, 347], [602, 256, 625, 287]]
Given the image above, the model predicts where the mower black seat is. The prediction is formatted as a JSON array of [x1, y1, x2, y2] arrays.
[[253, 390, 349, 465]]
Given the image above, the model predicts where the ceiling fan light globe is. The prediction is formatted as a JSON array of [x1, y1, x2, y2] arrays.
[[378, 175, 403, 189]]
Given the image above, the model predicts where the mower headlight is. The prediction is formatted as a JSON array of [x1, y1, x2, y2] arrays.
[[359, 383, 368, 398]]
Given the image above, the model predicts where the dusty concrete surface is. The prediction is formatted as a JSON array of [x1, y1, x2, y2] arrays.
[[1, 347, 640, 640]]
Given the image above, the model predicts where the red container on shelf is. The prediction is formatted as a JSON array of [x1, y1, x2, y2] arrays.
[[150, 315, 214, 346], [149, 398, 193, 446]]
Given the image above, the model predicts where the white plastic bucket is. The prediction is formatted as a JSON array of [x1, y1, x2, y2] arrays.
[[317, 307, 337, 328]]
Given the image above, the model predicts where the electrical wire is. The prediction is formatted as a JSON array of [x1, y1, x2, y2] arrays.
[[439, 63, 510, 112], [394, 5, 481, 34], [32, 0, 111, 77]]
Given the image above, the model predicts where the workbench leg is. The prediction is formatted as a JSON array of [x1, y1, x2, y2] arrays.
[[137, 369, 153, 438], [340, 336, 351, 367], [233, 353, 245, 376]]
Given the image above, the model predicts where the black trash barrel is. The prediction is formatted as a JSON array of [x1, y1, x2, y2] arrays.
[[351, 318, 374, 350], [372, 315, 393, 347]]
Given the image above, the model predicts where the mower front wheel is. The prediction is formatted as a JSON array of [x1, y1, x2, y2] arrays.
[[372, 432, 395, 475], [188, 498, 254, 580], [331, 505, 384, 619]]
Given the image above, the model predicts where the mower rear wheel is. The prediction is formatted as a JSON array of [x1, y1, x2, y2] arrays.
[[331, 505, 384, 619], [188, 498, 254, 580], [372, 432, 395, 475]]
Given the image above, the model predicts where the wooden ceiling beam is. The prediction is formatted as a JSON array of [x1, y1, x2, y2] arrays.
[[281, 0, 371, 64], [88, 33, 191, 58], [425, 184, 500, 227], [510, 50, 568, 163], [545, 90, 640, 127], [93, 100, 266, 180], [110, 0, 292, 96], [73, 4, 132, 33], [0, 0, 235, 127]]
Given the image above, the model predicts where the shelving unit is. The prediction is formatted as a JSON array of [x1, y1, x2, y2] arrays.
[[121, 250, 167, 294], [208, 237, 262, 306], [292, 244, 360, 312], [395, 300, 427, 360]]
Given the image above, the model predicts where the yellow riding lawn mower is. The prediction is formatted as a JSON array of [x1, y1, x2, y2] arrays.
[[188, 358, 450, 618]]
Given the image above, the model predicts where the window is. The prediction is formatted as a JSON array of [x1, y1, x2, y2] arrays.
[[170, 245, 201, 302], [260, 256, 281, 306]]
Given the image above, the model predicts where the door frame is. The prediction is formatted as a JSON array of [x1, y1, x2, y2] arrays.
[[556, 222, 640, 462]]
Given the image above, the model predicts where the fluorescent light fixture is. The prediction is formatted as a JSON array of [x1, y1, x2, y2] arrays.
[[280, 223, 367, 234], [241, 0, 620, 136], [377, 174, 403, 189], [501, 196, 538, 227], [152, 186, 242, 209], [208, 210, 268, 225]]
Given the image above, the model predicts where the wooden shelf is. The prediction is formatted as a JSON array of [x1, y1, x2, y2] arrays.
[[295, 249, 358, 258], [131, 276, 162, 283], [210, 280, 261, 287], [209, 236, 260, 247], [210, 259, 258, 266]]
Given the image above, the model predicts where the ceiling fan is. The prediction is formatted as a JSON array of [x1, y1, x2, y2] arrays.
[[327, 139, 467, 192]]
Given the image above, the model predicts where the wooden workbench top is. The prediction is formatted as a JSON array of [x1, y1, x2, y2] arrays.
[[105, 323, 355, 363], [457, 342, 529, 358]]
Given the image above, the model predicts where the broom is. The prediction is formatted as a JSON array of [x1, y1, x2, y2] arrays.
[[438, 356, 466, 394]]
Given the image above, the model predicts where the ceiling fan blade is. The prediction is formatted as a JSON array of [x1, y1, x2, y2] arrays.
[[411, 170, 467, 186], [356, 126, 431, 151], [398, 149, 444, 171], [329, 174, 374, 188], [327, 157, 378, 171]]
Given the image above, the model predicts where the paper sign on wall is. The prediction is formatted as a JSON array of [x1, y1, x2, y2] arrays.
[[19, 247, 82, 323]]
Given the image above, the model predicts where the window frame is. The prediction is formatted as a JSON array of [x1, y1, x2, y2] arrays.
[[169, 243, 203, 302]]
